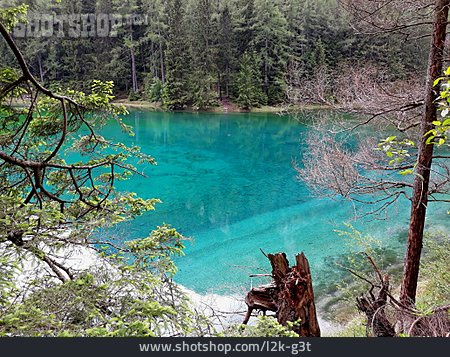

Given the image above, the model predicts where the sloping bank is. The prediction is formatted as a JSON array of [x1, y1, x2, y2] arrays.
[[0, 238, 341, 336]]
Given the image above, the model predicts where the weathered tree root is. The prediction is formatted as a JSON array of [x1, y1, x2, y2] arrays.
[[350, 254, 449, 337]]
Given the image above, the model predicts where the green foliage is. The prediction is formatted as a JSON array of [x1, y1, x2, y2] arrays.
[[0, 0, 427, 109], [430, 67, 450, 146], [376, 65, 450, 178], [0, 74, 160, 243], [144, 76, 163, 102], [0, 4, 28, 30], [377, 135, 416, 173], [332, 224, 393, 310], [221, 316, 299, 337], [128, 90, 141, 102], [217, 3, 236, 98], [0, 253, 19, 306], [0, 67, 27, 98], [332, 317, 366, 337], [234, 52, 267, 109], [424, 119, 450, 146], [0, 14, 210, 336], [250, 0, 291, 104], [162, 0, 190, 110], [417, 231, 450, 308], [327, 226, 449, 328], [335, 224, 384, 262], [189, 70, 218, 110], [0, 225, 210, 337], [126, 224, 185, 276]]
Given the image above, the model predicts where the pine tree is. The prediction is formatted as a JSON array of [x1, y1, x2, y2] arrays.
[[251, 0, 291, 104], [186, 0, 218, 109], [162, 0, 190, 109], [216, 2, 236, 99], [280, 0, 306, 63], [141, 0, 167, 85], [234, 51, 266, 109], [233, 0, 255, 56], [113, 0, 144, 96]]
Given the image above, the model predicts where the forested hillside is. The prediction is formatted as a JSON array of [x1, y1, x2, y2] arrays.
[[0, 0, 429, 109]]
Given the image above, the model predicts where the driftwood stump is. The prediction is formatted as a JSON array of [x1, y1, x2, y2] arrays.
[[243, 252, 321, 337]]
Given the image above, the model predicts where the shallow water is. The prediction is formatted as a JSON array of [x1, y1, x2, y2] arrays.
[[96, 110, 448, 295]]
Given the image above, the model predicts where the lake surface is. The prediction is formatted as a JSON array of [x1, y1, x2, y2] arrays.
[[97, 110, 448, 295]]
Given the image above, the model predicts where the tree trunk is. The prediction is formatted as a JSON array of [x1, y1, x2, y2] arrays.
[[150, 41, 156, 77], [225, 65, 230, 98], [130, 24, 138, 93], [130, 48, 138, 92], [400, 0, 449, 306], [158, 26, 165, 85], [218, 70, 222, 100], [243, 252, 321, 337], [37, 54, 44, 83], [264, 37, 269, 92]]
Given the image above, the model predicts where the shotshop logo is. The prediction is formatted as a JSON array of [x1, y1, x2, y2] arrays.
[[11, 13, 148, 38]]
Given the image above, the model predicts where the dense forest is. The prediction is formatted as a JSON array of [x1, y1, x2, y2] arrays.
[[1, 0, 429, 109]]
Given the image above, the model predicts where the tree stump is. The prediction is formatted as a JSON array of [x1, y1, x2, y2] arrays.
[[243, 252, 321, 337]]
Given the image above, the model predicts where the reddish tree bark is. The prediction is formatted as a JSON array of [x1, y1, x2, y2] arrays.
[[400, 0, 450, 306]]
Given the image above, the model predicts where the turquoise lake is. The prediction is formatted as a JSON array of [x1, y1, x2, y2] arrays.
[[97, 110, 448, 296]]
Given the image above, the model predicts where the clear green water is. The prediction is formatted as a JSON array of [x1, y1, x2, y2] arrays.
[[97, 110, 448, 295]]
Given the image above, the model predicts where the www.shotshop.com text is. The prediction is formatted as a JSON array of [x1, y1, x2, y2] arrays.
[[139, 340, 312, 355]]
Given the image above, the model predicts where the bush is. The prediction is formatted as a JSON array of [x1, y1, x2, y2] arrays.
[[128, 90, 140, 101], [189, 71, 218, 110], [417, 231, 450, 308], [333, 317, 366, 337], [144, 76, 163, 102], [220, 316, 299, 337]]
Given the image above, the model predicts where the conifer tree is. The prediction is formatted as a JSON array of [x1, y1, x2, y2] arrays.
[[187, 0, 218, 109], [234, 51, 266, 109], [233, 0, 255, 57], [162, 0, 190, 109], [216, 3, 236, 99], [250, 0, 291, 104]]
